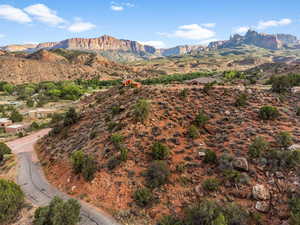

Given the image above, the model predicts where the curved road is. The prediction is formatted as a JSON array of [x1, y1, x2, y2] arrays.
[[6, 129, 121, 225]]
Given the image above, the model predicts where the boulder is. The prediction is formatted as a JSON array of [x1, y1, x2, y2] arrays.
[[232, 157, 249, 171], [288, 144, 300, 151], [255, 201, 270, 213], [252, 184, 270, 200]]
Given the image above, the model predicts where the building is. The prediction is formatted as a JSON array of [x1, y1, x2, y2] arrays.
[[5, 124, 27, 134], [0, 118, 13, 128], [27, 108, 56, 119]]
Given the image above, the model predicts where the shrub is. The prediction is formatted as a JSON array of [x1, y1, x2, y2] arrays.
[[248, 136, 269, 158], [235, 93, 247, 107], [158, 215, 182, 225], [183, 200, 250, 225], [63, 108, 78, 126], [133, 99, 150, 123], [289, 195, 300, 225], [194, 110, 209, 128], [146, 161, 170, 188], [259, 106, 279, 120], [179, 88, 188, 99], [133, 188, 153, 207], [111, 133, 124, 149], [33, 196, 80, 225], [119, 147, 128, 162], [82, 155, 98, 181], [0, 142, 12, 155], [202, 178, 220, 192], [297, 107, 300, 116], [269, 74, 300, 93], [184, 200, 225, 225], [71, 150, 97, 181], [9, 110, 23, 122], [188, 125, 199, 139], [223, 169, 244, 184], [71, 150, 85, 174], [26, 99, 35, 107], [111, 105, 121, 116], [151, 142, 170, 160], [203, 149, 217, 164], [276, 132, 293, 149], [0, 179, 24, 224], [266, 149, 300, 170]]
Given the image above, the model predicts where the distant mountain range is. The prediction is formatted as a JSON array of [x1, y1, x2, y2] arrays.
[[1, 30, 300, 61]]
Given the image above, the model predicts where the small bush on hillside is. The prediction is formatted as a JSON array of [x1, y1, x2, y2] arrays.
[[119, 147, 128, 162], [259, 106, 279, 120], [71, 150, 97, 181], [26, 99, 35, 107], [235, 93, 248, 107], [223, 169, 249, 185], [194, 110, 209, 128], [151, 142, 170, 160], [0, 179, 24, 224], [276, 132, 293, 149], [202, 178, 220, 192], [171, 200, 250, 225], [9, 110, 23, 123], [248, 136, 269, 158], [179, 88, 189, 99], [133, 188, 153, 207], [203, 149, 217, 164], [297, 107, 300, 116], [33, 196, 80, 225], [63, 108, 78, 126], [218, 153, 234, 171], [266, 149, 300, 170], [269, 74, 300, 93], [158, 215, 182, 225], [111, 105, 121, 116], [133, 99, 150, 123], [111, 133, 124, 149], [146, 161, 170, 188], [188, 125, 199, 139], [289, 194, 300, 225]]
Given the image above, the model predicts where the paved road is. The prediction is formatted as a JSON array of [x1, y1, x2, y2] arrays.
[[6, 129, 121, 225]]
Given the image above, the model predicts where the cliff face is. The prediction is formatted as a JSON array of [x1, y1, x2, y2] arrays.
[[52, 35, 156, 55], [160, 45, 206, 56], [208, 30, 294, 50]]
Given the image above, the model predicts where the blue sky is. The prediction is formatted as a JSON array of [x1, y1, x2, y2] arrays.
[[0, 0, 299, 48]]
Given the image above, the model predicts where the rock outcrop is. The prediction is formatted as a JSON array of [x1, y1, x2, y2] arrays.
[[208, 30, 298, 50]]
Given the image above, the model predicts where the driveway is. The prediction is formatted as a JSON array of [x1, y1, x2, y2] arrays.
[[6, 129, 121, 225]]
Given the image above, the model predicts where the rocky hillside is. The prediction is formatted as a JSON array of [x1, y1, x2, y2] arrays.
[[0, 49, 159, 84], [37, 84, 300, 225]]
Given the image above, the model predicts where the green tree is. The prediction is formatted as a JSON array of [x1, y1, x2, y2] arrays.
[[3, 84, 14, 94], [0, 179, 24, 224], [64, 108, 78, 126], [259, 106, 279, 120], [33, 196, 81, 225], [9, 110, 23, 122]]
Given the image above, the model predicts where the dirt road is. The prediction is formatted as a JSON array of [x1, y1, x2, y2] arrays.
[[7, 129, 121, 225]]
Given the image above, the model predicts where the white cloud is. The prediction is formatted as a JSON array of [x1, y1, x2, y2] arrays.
[[0, 34, 5, 38], [257, 18, 292, 30], [0, 5, 31, 23], [111, 5, 124, 11], [139, 41, 166, 48], [234, 26, 250, 34], [202, 23, 216, 28], [68, 20, 96, 32], [24, 4, 65, 26], [170, 24, 216, 40]]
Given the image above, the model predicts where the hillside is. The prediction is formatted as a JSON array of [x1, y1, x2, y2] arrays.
[[0, 49, 160, 84], [37, 84, 300, 225]]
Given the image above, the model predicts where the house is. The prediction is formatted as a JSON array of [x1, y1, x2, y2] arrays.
[[27, 108, 56, 119], [5, 124, 27, 134], [0, 118, 12, 128]]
